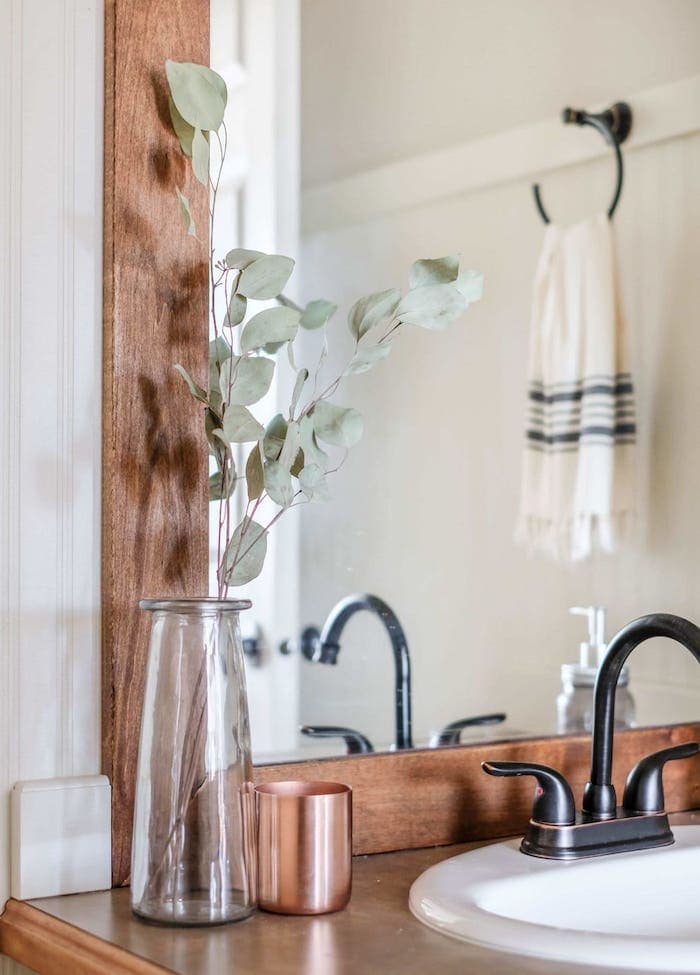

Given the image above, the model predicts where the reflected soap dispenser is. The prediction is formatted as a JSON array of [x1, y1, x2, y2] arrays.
[[556, 606, 635, 734]]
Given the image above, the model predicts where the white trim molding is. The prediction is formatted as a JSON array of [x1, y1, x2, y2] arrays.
[[302, 74, 700, 235]]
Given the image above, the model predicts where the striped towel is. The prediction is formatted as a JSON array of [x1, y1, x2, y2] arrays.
[[515, 213, 637, 561]]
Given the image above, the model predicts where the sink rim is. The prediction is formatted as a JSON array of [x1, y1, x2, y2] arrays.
[[409, 824, 700, 972]]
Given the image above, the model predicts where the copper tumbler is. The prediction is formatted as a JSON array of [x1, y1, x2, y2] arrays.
[[255, 780, 352, 915]]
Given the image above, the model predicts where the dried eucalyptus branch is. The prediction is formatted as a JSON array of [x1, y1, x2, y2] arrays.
[[165, 60, 483, 596]]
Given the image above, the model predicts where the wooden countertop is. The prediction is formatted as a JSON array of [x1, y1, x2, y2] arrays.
[[3, 827, 679, 975]]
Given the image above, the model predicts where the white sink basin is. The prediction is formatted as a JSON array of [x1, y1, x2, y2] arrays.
[[410, 824, 700, 972]]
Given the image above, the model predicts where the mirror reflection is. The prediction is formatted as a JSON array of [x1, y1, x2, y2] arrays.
[[209, 1, 700, 762]]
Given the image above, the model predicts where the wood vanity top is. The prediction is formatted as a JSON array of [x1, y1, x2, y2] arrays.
[[3, 824, 681, 975]]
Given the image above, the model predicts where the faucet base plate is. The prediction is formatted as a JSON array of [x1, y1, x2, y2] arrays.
[[521, 810, 674, 860]]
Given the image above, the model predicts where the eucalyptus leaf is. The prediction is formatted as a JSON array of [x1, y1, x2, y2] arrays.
[[345, 343, 392, 375], [263, 413, 288, 461], [225, 248, 265, 270], [240, 306, 300, 352], [174, 363, 208, 403], [205, 408, 225, 467], [165, 60, 226, 131], [298, 464, 330, 502], [312, 401, 363, 448], [245, 442, 264, 501], [409, 255, 459, 288], [238, 255, 295, 300], [209, 337, 232, 395], [227, 292, 247, 327], [168, 96, 194, 156], [221, 355, 275, 406], [224, 519, 267, 586], [396, 283, 467, 330], [209, 469, 236, 502], [299, 415, 329, 472], [455, 268, 484, 303], [175, 186, 195, 236], [191, 127, 209, 186], [279, 421, 300, 471], [348, 288, 400, 341], [290, 448, 305, 477], [264, 460, 294, 506], [222, 405, 265, 443], [290, 368, 309, 417], [300, 299, 337, 330]]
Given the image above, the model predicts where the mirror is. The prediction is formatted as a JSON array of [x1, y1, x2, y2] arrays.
[[210, 1, 700, 762]]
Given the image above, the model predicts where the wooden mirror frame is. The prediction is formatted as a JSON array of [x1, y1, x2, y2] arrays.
[[101, 0, 700, 888]]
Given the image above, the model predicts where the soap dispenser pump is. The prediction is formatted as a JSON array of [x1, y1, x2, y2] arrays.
[[556, 606, 635, 734]]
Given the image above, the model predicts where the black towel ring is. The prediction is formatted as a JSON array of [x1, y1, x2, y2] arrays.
[[533, 102, 633, 224]]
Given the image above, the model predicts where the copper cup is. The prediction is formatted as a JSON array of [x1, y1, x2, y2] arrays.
[[255, 780, 352, 915]]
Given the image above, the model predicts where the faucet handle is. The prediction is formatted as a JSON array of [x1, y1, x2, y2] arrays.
[[622, 741, 700, 814], [300, 725, 374, 754], [482, 761, 576, 825], [432, 713, 507, 747]]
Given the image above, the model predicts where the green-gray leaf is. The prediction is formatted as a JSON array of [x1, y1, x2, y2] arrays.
[[168, 96, 195, 156], [224, 519, 268, 586], [298, 464, 330, 502], [312, 401, 363, 448], [263, 413, 288, 461], [299, 414, 329, 471], [165, 60, 226, 132], [221, 355, 275, 406], [240, 306, 300, 352], [396, 283, 467, 330], [455, 268, 484, 303], [222, 405, 265, 443], [290, 368, 309, 417], [225, 248, 266, 269], [175, 186, 195, 236], [205, 409, 225, 467], [174, 363, 207, 403], [209, 336, 232, 398], [209, 468, 236, 502], [238, 255, 295, 300], [278, 420, 300, 471], [227, 292, 247, 327], [348, 288, 400, 341], [245, 443, 264, 501], [300, 299, 337, 330], [191, 128, 209, 186], [409, 255, 459, 288], [264, 460, 294, 506], [345, 343, 392, 375]]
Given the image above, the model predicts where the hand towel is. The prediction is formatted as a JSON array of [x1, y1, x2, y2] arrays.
[[515, 213, 636, 561]]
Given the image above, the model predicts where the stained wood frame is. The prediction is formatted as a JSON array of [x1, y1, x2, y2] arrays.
[[101, 0, 700, 890]]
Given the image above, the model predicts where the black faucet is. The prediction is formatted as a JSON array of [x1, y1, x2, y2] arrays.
[[431, 713, 507, 747], [300, 725, 374, 754], [300, 593, 413, 750], [483, 613, 700, 859]]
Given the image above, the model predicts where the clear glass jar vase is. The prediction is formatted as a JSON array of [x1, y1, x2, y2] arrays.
[[131, 598, 257, 926]]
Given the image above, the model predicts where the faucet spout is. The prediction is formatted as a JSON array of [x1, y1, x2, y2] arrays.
[[319, 593, 413, 750], [583, 613, 700, 819]]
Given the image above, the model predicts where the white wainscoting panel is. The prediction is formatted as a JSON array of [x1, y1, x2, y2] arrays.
[[0, 2, 103, 962]]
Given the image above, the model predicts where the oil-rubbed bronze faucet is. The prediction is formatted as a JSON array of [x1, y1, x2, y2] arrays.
[[300, 593, 413, 750], [483, 613, 700, 860]]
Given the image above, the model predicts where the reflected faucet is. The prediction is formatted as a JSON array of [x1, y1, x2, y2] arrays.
[[483, 613, 700, 859], [301, 593, 413, 750]]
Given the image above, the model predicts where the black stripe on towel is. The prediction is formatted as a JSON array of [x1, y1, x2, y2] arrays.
[[526, 423, 637, 446]]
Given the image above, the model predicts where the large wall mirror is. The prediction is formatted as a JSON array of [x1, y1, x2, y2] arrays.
[[200, 1, 700, 763], [103, 4, 700, 885]]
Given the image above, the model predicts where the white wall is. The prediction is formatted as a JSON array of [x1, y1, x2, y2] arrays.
[[0, 1, 103, 964], [298, 3, 700, 751]]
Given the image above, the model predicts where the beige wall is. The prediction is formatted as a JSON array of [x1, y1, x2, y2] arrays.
[[302, 0, 700, 186], [297, 2, 700, 751]]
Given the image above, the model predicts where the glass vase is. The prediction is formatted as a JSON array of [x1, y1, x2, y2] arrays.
[[131, 598, 257, 926]]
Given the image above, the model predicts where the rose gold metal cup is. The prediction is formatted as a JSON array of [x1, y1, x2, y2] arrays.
[[255, 780, 352, 915]]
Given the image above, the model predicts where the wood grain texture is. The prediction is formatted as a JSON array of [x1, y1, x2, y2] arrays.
[[255, 723, 700, 855], [0, 899, 172, 975], [102, 0, 210, 888]]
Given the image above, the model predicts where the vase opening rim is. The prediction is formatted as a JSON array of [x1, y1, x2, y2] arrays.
[[139, 597, 252, 613]]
